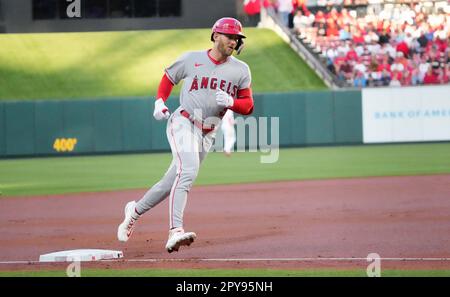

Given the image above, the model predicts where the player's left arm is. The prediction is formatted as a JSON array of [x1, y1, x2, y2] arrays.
[[231, 63, 254, 115], [229, 87, 254, 115], [216, 87, 254, 115], [216, 64, 254, 115]]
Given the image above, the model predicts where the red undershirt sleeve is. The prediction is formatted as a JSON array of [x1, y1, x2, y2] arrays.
[[156, 74, 174, 102], [230, 87, 254, 115]]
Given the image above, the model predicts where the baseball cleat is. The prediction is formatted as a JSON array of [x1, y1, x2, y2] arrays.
[[117, 201, 139, 242], [165, 227, 196, 253]]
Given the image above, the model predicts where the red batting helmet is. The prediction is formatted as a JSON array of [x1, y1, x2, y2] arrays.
[[211, 17, 246, 54], [211, 17, 246, 40]]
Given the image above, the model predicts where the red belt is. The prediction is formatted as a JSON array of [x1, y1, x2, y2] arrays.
[[180, 110, 215, 134]]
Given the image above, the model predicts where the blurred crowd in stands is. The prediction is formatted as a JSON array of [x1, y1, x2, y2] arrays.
[[243, 0, 450, 87]]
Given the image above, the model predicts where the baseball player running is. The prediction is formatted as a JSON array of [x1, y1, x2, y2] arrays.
[[117, 17, 254, 253]]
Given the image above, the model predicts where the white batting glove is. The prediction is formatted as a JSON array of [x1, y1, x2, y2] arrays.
[[215, 89, 234, 108], [153, 98, 170, 120]]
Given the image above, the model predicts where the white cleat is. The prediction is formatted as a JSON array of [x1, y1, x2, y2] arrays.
[[165, 227, 196, 253], [117, 201, 139, 242]]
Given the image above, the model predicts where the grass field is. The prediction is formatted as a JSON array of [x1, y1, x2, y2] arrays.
[[0, 28, 326, 100], [1, 268, 450, 277], [1, 143, 449, 197]]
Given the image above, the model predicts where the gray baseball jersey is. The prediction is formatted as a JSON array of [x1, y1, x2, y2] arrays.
[[165, 50, 251, 122], [135, 49, 252, 232]]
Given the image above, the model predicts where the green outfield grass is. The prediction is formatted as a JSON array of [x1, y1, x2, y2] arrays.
[[0, 28, 326, 100], [0, 268, 449, 277], [1, 143, 449, 197]]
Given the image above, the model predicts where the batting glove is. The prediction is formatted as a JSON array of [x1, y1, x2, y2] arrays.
[[153, 98, 170, 121], [215, 89, 234, 108]]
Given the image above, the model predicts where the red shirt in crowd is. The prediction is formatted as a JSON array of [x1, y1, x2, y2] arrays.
[[353, 35, 365, 44], [396, 41, 409, 57], [315, 11, 326, 24], [327, 26, 340, 37], [243, 0, 272, 15], [334, 55, 347, 65], [346, 49, 358, 61], [377, 63, 391, 72], [391, 70, 403, 81], [423, 71, 439, 84], [435, 38, 448, 53]]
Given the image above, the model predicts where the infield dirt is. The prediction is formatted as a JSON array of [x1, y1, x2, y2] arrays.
[[1, 175, 449, 272]]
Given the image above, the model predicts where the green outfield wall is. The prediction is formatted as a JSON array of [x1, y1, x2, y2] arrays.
[[0, 90, 363, 157]]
